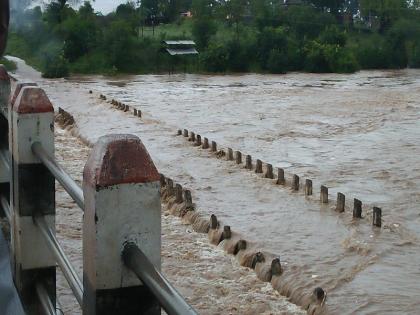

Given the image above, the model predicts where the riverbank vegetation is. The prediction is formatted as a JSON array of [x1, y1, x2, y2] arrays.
[[6, 0, 420, 77]]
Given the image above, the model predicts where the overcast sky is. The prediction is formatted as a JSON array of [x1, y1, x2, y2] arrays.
[[89, 0, 128, 14]]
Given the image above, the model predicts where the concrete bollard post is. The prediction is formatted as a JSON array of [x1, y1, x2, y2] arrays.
[[271, 258, 282, 276], [372, 207, 382, 227], [202, 137, 209, 149], [305, 179, 313, 196], [0, 65, 10, 114], [221, 226, 231, 242], [189, 132, 196, 142], [195, 135, 202, 146], [276, 168, 285, 185], [227, 148, 233, 161], [175, 184, 183, 203], [183, 129, 188, 137], [235, 151, 242, 164], [166, 178, 174, 196], [10, 87, 56, 312], [125, 105, 130, 112], [82, 134, 161, 315], [336, 192, 345, 213], [134, 109, 138, 116], [265, 164, 274, 179], [184, 190, 193, 210], [320, 185, 328, 203], [211, 141, 217, 152], [353, 198, 362, 218], [292, 175, 299, 191], [255, 159, 263, 173], [245, 155, 252, 170], [177, 129, 182, 136], [137, 110, 142, 118], [210, 214, 218, 229]]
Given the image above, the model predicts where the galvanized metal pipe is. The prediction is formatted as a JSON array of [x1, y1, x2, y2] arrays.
[[35, 282, 56, 315], [122, 243, 197, 315], [31, 142, 84, 211], [0, 193, 10, 222], [34, 214, 83, 305]]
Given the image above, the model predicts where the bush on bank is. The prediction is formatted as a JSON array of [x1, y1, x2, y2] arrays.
[[6, 1, 420, 77]]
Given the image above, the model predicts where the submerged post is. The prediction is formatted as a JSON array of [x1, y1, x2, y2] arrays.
[[292, 174, 299, 191], [10, 87, 56, 312], [235, 151, 242, 164], [320, 185, 328, 203], [211, 141, 217, 152], [353, 198, 362, 218], [255, 159, 263, 173], [195, 135, 202, 146], [305, 179, 313, 196], [276, 168, 285, 185], [227, 148, 233, 161], [336, 192, 345, 213], [245, 155, 252, 170], [202, 137, 209, 149], [82, 134, 161, 315], [183, 129, 188, 137], [265, 164, 274, 179], [373, 207, 382, 227]]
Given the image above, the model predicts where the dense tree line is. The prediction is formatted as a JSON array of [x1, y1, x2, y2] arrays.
[[6, 0, 420, 77]]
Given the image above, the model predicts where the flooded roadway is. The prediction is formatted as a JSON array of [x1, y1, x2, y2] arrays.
[[9, 57, 420, 314]]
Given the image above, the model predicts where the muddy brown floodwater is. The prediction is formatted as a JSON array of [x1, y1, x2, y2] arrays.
[[9, 56, 420, 314]]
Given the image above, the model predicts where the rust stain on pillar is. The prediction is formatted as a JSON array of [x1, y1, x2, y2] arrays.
[[13, 87, 54, 114], [83, 134, 160, 188], [10, 82, 37, 106]]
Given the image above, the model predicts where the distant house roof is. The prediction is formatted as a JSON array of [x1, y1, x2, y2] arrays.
[[163, 40, 199, 56]]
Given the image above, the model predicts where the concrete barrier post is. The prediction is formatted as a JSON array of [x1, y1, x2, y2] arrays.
[[137, 110, 142, 118], [189, 132, 195, 142], [82, 134, 161, 315], [183, 129, 188, 137], [175, 183, 183, 203], [245, 155, 252, 170], [211, 141, 217, 152], [265, 164, 274, 179], [353, 198, 362, 218], [336, 192, 345, 212], [134, 109, 138, 116], [177, 129, 182, 136], [202, 137, 209, 149], [255, 159, 263, 173], [235, 151, 242, 164], [195, 135, 202, 146], [292, 174, 299, 191], [227, 148, 233, 161], [305, 179, 313, 196], [320, 185, 328, 203], [276, 168, 285, 185], [372, 207, 382, 227], [10, 87, 56, 312]]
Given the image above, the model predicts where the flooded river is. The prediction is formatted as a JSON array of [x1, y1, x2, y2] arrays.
[[9, 57, 420, 314]]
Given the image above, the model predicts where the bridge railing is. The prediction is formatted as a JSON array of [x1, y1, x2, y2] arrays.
[[0, 65, 197, 315]]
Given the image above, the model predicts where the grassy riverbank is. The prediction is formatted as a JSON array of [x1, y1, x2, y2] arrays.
[[7, 1, 420, 77]]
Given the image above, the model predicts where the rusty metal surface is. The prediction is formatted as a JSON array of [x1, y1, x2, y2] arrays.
[[13, 87, 54, 114], [0, 0, 9, 57], [83, 134, 160, 188]]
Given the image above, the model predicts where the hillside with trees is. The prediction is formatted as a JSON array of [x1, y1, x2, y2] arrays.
[[6, 0, 420, 77]]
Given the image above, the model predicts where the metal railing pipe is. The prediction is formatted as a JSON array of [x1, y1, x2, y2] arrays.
[[0, 193, 10, 222], [122, 243, 197, 315], [35, 282, 56, 315], [31, 142, 84, 210], [34, 214, 83, 305]]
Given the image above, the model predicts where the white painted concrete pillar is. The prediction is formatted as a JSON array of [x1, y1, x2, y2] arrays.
[[10, 86, 56, 313], [82, 134, 161, 315]]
